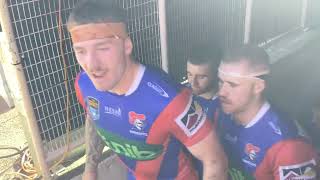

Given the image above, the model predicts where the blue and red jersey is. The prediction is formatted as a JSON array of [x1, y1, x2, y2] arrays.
[[75, 65, 213, 180], [193, 96, 220, 127], [190, 95, 220, 179], [217, 102, 319, 180]]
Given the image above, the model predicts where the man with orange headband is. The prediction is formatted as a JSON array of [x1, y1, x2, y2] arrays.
[[216, 45, 319, 179], [68, 1, 227, 180]]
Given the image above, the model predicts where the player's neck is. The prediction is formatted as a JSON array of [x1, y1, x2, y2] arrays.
[[234, 98, 266, 126], [109, 58, 139, 95], [199, 88, 217, 100]]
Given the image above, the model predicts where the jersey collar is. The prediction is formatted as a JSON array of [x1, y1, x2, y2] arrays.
[[125, 64, 145, 96], [245, 102, 270, 128]]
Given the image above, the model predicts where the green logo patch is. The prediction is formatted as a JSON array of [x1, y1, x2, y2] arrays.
[[97, 127, 163, 161], [228, 168, 255, 180]]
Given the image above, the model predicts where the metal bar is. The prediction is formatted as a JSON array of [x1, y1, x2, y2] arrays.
[[0, 0, 50, 179], [243, 0, 254, 44], [301, 0, 308, 29], [158, 0, 169, 73]]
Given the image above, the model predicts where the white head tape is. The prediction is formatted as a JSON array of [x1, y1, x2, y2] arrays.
[[218, 62, 270, 80]]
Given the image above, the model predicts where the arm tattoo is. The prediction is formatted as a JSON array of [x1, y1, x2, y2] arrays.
[[84, 115, 105, 173]]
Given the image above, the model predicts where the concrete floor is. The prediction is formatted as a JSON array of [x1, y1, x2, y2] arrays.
[[0, 108, 27, 179]]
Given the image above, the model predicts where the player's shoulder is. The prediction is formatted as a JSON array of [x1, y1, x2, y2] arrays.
[[75, 71, 91, 87], [141, 65, 184, 99], [256, 138, 319, 180], [265, 138, 319, 179], [259, 106, 298, 139]]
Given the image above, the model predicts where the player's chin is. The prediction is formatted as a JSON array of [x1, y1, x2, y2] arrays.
[[221, 103, 234, 114], [93, 82, 113, 92], [192, 89, 203, 95]]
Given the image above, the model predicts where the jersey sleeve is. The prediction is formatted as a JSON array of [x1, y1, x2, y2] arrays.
[[75, 72, 86, 109], [255, 138, 320, 180], [166, 88, 213, 147]]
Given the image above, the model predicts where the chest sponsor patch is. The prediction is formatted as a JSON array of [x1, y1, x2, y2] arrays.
[[242, 143, 261, 167], [104, 106, 121, 118], [176, 100, 206, 137], [128, 111, 148, 136], [87, 96, 99, 120], [96, 127, 163, 160], [279, 159, 317, 180], [245, 143, 260, 161], [228, 168, 255, 180]]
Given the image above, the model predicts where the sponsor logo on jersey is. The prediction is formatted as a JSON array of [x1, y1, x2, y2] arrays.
[[104, 106, 121, 118], [279, 159, 317, 180], [97, 127, 163, 160], [245, 143, 260, 161], [129, 111, 148, 136], [176, 100, 206, 137], [268, 121, 282, 135], [242, 143, 260, 167], [225, 133, 238, 144], [147, 82, 169, 98], [87, 96, 99, 120], [228, 168, 255, 180]]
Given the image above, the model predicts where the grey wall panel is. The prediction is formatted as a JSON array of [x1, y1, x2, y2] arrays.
[[250, 0, 302, 44], [166, 0, 246, 81]]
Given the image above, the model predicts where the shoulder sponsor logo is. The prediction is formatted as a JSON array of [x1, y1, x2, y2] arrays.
[[104, 106, 121, 118], [176, 100, 206, 137], [128, 111, 148, 136], [147, 82, 169, 98], [87, 96, 99, 121], [279, 159, 317, 180], [268, 121, 282, 135]]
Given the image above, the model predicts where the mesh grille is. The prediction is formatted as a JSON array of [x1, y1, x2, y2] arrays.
[[5, 0, 161, 154]]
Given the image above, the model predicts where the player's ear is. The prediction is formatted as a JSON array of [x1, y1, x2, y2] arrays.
[[124, 37, 133, 56], [253, 79, 265, 94]]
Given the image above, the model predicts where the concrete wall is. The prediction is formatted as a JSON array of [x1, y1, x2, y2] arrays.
[[0, 32, 20, 109], [0, 32, 14, 110]]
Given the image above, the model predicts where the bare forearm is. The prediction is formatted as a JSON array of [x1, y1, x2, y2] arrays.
[[202, 142, 228, 180], [84, 115, 105, 173], [188, 131, 228, 180], [202, 159, 228, 180]]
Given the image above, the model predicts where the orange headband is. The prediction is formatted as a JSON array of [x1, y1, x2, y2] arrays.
[[69, 23, 128, 43]]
